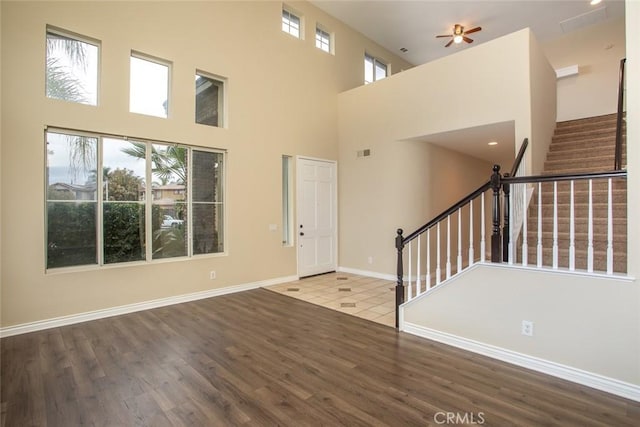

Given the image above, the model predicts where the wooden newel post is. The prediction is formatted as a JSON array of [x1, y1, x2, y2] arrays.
[[395, 228, 405, 329], [490, 165, 502, 263], [502, 173, 510, 263]]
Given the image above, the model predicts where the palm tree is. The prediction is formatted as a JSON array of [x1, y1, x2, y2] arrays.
[[46, 32, 89, 103], [122, 142, 187, 184], [46, 33, 95, 175]]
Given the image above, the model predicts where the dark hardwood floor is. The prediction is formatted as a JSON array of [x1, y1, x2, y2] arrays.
[[2, 288, 639, 426]]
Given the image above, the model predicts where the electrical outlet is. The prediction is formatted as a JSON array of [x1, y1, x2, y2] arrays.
[[367, 256, 373, 265], [521, 320, 534, 336], [210, 271, 216, 280]]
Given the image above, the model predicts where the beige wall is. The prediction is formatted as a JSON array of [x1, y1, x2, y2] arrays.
[[402, 264, 640, 385], [0, 1, 412, 327], [626, 0, 640, 384], [529, 33, 558, 175], [337, 29, 556, 276], [542, 17, 626, 122]]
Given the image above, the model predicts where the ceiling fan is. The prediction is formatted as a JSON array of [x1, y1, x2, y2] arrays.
[[436, 24, 482, 47]]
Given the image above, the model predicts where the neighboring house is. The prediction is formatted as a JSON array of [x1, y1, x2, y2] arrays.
[[48, 182, 97, 200], [0, 0, 638, 403], [139, 183, 185, 202]]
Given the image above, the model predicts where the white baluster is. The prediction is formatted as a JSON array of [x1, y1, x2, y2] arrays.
[[446, 216, 452, 279], [508, 189, 514, 265], [436, 223, 441, 285], [522, 183, 528, 266], [480, 193, 486, 262], [553, 181, 558, 269], [457, 208, 462, 273], [537, 182, 542, 268], [426, 229, 431, 289], [416, 234, 422, 296], [587, 179, 594, 273], [407, 241, 413, 300], [569, 180, 575, 271], [469, 200, 474, 267], [607, 178, 613, 274]]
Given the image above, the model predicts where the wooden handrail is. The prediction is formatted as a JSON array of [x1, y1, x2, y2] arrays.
[[402, 180, 491, 244], [502, 169, 627, 185], [509, 138, 529, 177], [614, 58, 626, 170]]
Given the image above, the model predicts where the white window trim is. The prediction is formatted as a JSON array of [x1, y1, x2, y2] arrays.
[[129, 51, 172, 118], [364, 53, 389, 84], [44, 127, 227, 272], [282, 6, 304, 39], [45, 25, 102, 106], [315, 25, 333, 54], [195, 70, 228, 129]]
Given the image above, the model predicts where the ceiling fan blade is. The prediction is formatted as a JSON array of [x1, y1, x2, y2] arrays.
[[463, 36, 474, 44], [445, 39, 454, 48], [464, 26, 482, 35], [436, 34, 453, 38]]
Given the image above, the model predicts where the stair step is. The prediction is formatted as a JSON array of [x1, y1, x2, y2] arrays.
[[533, 189, 627, 205], [544, 156, 615, 170], [548, 137, 617, 152], [552, 128, 618, 143], [546, 146, 620, 160], [555, 113, 618, 130], [516, 247, 627, 274]]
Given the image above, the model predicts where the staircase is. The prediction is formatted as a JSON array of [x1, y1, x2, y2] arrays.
[[523, 113, 627, 273]]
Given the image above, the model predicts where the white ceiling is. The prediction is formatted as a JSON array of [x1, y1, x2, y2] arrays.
[[312, 0, 626, 66], [312, 0, 625, 165]]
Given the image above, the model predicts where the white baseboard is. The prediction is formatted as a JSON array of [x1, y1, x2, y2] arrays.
[[402, 321, 640, 402], [0, 275, 298, 338], [337, 266, 395, 281]]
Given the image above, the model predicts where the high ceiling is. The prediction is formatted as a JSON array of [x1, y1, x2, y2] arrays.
[[312, 0, 626, 66], [312, 0, 625, 165]]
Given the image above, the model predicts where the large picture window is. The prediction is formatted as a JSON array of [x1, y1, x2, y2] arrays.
[[45, 129, 225, 270]]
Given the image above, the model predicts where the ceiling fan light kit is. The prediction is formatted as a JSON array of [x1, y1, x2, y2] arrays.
[[436, 24, 482, 47]]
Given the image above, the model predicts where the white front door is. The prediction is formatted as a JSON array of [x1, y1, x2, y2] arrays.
[[297, 157, 337, 278]]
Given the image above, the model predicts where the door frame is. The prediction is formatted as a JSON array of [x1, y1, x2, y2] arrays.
[[295, 156, 338, 278]]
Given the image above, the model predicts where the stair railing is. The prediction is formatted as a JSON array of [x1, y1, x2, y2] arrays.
[[395, 140, 627, 329], [504, 139, 529, 263], [614, 58, 626, 170], [502, 170, 627, 272], [395, 179, 491, 327], [394, 139, 528, 328]]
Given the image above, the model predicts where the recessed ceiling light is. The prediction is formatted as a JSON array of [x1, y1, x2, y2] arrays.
[[590, 0, 602, 5], [488, 141, 498, 146]]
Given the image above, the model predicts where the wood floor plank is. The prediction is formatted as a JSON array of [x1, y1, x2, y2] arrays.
[[2, 288, 639, 426]]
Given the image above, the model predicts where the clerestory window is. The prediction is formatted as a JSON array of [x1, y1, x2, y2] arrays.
[[45, 27, 99, 106]]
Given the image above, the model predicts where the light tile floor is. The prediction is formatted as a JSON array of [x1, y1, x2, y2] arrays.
[[266, 272, 396, 327]]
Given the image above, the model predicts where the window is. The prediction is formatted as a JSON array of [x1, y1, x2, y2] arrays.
[[315, 26, 331, 53], [45, 129, 225, 269], [46, 27, 99, 105], [130, 53, 170, 118], [282, 155, 293, 246], [364, 53, 388, 84], [195, 73, 224, 127], [282, 8, 301, 38], [46, 132, 98, 268], [192, 150, 224, 255]]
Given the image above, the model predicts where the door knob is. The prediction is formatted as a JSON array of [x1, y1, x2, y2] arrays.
[[300, 232, 305, 236]]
